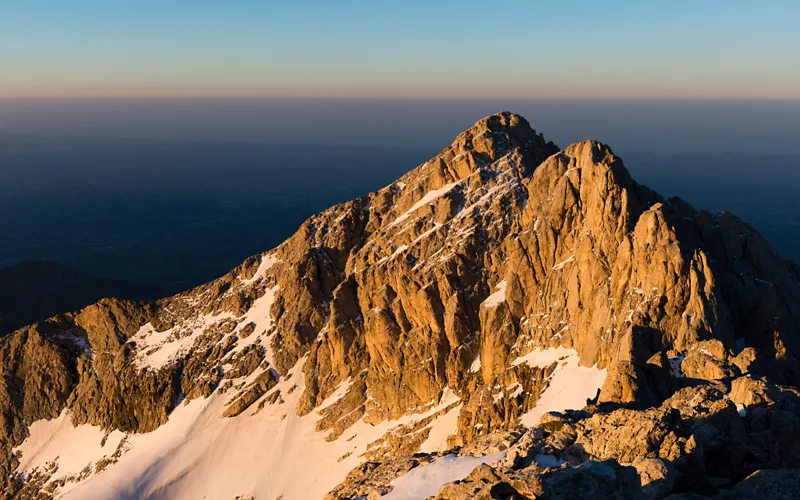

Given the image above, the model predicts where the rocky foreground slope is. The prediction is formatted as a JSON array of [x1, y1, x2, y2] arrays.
[[3, 112, 800, 499]]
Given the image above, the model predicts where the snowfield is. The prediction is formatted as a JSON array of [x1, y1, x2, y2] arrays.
[[16, 360, 466, 500], [17, 346, 606, 499], [382, 451, 507, 500], [513, 347, 607, 427]]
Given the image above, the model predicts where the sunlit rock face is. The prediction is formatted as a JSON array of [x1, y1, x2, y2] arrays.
[[3, 112, 800, 499]]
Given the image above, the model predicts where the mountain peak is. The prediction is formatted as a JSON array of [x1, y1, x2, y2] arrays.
[[450, 111, 559, 171], [5, 113, 800, 499], [468, 110, 531, 136], [378, 112, 558, 222]]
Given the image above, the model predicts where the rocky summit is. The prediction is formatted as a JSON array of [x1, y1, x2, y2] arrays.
[[3, 112, 800, 500]]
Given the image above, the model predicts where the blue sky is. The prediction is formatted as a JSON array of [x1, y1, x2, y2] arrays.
[[2, 1, 799, 98]]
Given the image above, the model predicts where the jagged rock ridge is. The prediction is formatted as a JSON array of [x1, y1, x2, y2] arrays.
[[2, 112, 800, 499]]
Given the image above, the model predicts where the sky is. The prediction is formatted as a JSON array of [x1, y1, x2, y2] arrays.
[[2, 1, 800, 99]]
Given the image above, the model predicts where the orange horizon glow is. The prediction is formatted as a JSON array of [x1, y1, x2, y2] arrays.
[[3, 81, 800, 101]]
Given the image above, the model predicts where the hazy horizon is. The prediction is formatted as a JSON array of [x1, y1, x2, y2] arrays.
[[2, 98, 800, 155]]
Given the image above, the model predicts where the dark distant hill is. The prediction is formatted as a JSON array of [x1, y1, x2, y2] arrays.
[[0, 260, 161, 334]]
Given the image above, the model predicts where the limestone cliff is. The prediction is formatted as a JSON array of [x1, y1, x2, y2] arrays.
[[3, 112, 800, 499]]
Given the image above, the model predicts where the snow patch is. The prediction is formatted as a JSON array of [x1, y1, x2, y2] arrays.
[[515, 347, 606, 427], [229, 285, 280, 361], [668, 356, 685, 378], [552, 255, 575, 271], [482, 280, 507, 308], [130, 285, 279, 371], [130, 311, 232, 370], [410, 222, 443, 246], [507, 382, 523, 398], [418, 403, 462, 453], [317, 378, 353, 412], [534, 453, 566, 468], [15, 412, 126, 496], [240, 253, 279, 285], [512, 346, 573, 369], [391, 244, 409, 257], [736, 403, 747, 417], [382, 451, 506, 500], [391, 181, 460, 227], [469, 354, 481, 373]]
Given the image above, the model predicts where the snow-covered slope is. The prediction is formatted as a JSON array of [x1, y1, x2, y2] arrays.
[[20, 366, 455, 499], [17, 342, 601, 498]]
